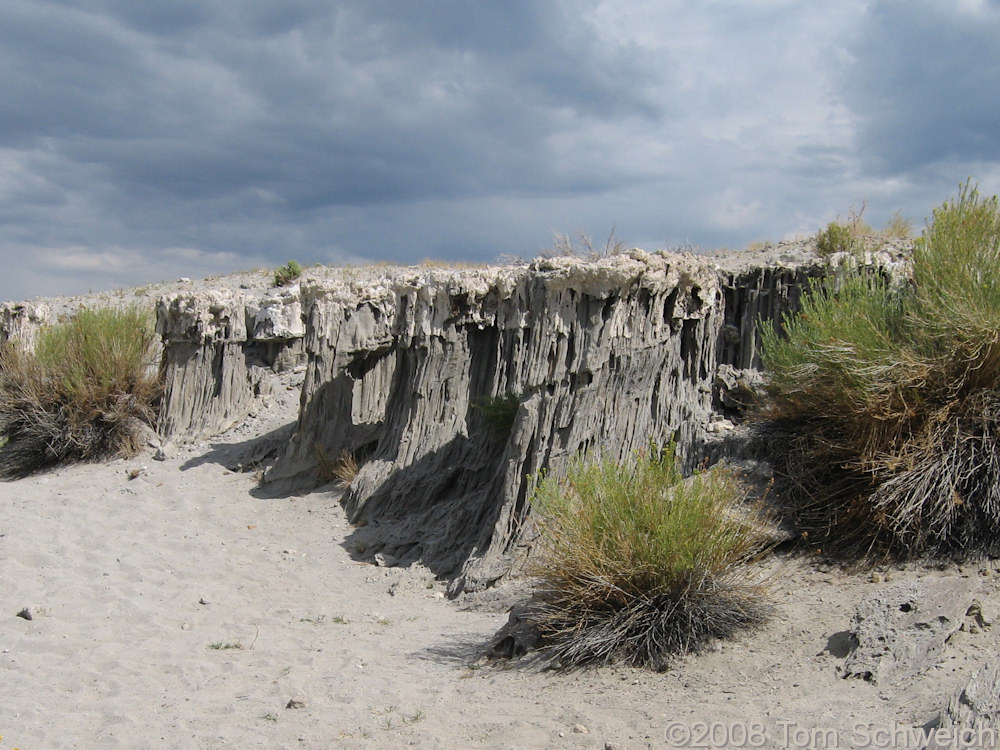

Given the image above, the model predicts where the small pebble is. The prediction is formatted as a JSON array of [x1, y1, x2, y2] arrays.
[[181, 623, 191, 630], [573, 724, 589, 734], [16, 607, 32, 621], [870, 572, 883, 583], [286, 699, 306, 709]]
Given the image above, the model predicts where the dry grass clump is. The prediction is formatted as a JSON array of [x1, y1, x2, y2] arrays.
[[883, 210, 914, 238], [524, 444, 773, 669], [317, 445, 359, 486], [544, 228, 629, 260], [0, 306, 159, 477], [761, 181, 1000, 558]]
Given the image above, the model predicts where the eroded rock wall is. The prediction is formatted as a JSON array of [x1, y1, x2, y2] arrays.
[[156, 286, 307, 441], [256, 248, 833, 593], [152, 242, 910, 593]]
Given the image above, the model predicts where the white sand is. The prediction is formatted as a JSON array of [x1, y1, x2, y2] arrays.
[[2, 382, 999, 749]]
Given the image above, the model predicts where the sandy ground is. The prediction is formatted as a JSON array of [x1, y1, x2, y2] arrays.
[[3, 370, 1000, 750]]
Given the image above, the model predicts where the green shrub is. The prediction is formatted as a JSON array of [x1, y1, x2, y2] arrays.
[[523, 444, 773, 668], [273, 260, 303, 287], [760, 181, 1000, 558], [816, 221, 861, 257], [816, 204, 872, 257], [0, 306, 159, 477]]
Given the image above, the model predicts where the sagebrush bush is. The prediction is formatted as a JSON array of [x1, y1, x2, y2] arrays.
[[524, 444, 773, 668], [816, 221, 862, 257], [273, 260, 303, 287], [816, 205, 873, 257], [0, 306, 159, 477], [760, 181, 1000, 558]]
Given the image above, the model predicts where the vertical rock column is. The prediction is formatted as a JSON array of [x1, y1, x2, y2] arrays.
[[262, 276, 400, 486], [0, 302, 52, 351], [156, 290, 261, 442]]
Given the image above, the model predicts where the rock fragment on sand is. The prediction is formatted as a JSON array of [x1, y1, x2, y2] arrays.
[[285, 698, 306, 709], [841, 577, 984, 685], [487, 603, 542, 660], [16, 607, 32, 620]]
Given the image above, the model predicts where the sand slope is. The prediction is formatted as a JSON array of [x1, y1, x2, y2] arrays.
[[2, 375, 999, 750]]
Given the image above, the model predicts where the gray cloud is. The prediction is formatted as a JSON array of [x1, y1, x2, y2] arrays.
[[844, 0, 1000, 174], [1, 0, 999, 301]]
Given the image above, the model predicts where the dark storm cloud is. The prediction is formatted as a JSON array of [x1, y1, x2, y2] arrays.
[[844, 0, 1000, 174], [0, 0, 674, 299], [3, 0, 1000, 301], [3, 0, 662, 207]]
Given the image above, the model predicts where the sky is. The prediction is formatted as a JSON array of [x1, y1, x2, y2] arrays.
[[2, 0, 1000, 302]]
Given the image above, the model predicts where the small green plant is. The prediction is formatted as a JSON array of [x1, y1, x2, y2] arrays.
[[816, 221, 859, 256], [522, 443, 773, 668], [208, 641, 244, 650], [260, 712, 278, 723], [816, 204, 872, 257], [273, 260, 303, 287], [0, 306, 159, 477], [761, 180, 1000, 558], [373, 705, 424, 731], [472, 393, 520, 438]]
